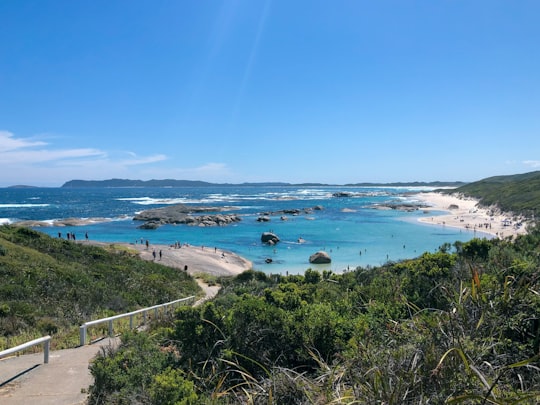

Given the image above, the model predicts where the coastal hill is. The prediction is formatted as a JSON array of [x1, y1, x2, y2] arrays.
[[0, 226, 200, 349], [445, 170, 540, 216], [61, 178, 464, 188]]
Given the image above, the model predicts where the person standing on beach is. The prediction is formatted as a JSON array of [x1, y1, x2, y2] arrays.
[[152, 249, 156, 260]]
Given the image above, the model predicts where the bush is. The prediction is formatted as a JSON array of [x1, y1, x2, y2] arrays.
[[149, 368, 198, 405], [88, 331, 168, 404]]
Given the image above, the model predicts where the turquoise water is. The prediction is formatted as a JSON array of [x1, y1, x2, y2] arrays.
[[0, 186, 485, 274]]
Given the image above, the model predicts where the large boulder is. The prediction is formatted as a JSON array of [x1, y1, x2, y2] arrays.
[[137, 221, 162, 229], [261, 232, 280, 245], [309, 251, 331, 264]]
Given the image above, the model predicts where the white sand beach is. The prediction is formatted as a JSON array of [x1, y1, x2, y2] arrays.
[[414, 192, 529, 239], [84, 240, 252, 277], [136, 242, 253, 277]]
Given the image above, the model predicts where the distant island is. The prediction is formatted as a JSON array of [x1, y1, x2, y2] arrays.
[[7, 185, 40, 189], [61, 178, 466, 188]]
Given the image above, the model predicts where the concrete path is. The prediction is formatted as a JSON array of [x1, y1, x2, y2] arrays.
[[0, 239, 233, 405], [0, 337, 119, 405], [0, 280, 218, 404]]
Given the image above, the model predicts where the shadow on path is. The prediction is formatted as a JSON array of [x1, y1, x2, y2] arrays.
[[0, 337, 119, 405]]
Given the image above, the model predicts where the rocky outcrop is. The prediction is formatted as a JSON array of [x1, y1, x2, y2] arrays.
[[136, 214, 241, 229], [261, 232, 280, 245], [372, 203, 427, 212], [309, 251, 331, 264], [257, 206, 323, 219], [133, 204, 241, 229]]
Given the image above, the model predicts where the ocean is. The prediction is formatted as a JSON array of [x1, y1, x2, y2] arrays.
[[0, 185, 486, 274]]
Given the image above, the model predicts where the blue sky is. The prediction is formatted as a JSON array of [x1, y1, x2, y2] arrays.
[[1, 1, 539, 186]]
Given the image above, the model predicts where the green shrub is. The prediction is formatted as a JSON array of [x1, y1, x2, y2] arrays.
[[37, 317, 58, 335], [88, 331, 168, 404], [149, 368, 198, 405]]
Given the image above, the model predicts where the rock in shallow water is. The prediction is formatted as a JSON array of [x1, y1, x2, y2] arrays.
[[309, 251, 331, 264]]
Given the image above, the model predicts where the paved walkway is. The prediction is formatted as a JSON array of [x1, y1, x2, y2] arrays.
[[0, 238, 233, 405], [0, 337, 119, 405], [0, 281, 219, 404]]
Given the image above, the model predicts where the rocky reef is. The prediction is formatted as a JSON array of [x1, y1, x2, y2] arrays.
[[133, 204, 241, 229]]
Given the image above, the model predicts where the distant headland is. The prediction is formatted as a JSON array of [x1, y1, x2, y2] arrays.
[[60, 178, 466, 188]]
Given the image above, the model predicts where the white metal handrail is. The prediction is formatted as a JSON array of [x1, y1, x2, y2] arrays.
[[0, 335, 52, 364], [79, 296, 195, 346]]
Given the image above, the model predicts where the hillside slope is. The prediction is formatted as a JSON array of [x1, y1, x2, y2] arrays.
[[0, 226, 200, 346], [447, 170, 540, 216]]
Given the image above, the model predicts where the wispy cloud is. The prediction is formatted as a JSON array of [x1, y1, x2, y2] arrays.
[[181, 162, 233, 179], [0, 131, 47, 152], [120, 152, 168, 166], [0, 131, 237, 186], [3, 148, 106, 164], [0, 131, 105, 164], [0, 131, 173, 186], [523, 160, 540, 168], [143, 162, 234, 182]]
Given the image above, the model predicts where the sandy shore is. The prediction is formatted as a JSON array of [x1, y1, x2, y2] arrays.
[[84, 240, 253, 277], [414, 192, 529, 239]]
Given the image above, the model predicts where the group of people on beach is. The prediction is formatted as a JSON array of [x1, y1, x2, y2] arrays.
[[58, 231, 89, 241], [134, 238, 151, 249], [152, 249, 162, 261]]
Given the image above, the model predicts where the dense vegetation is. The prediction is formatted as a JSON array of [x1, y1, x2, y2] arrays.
[[0, 225, 201, 348], [88, 227, 540, 404], [445, 171, 540, 217]]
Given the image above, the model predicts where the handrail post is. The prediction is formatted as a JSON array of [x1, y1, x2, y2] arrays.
[[44, 338, 50, 363], [0, 336, 51, 365], [80, 325, 87, 347], [77, 296, 194, 344]]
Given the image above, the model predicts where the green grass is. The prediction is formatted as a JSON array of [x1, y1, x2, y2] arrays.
[[0, 225, 201, 350], [192, 272, 220, 286]]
